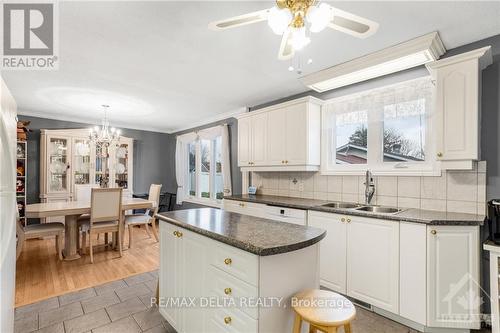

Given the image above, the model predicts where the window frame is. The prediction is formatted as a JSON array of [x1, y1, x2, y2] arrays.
[[321, 77, 440, 176], [181, 126, 224, 207]]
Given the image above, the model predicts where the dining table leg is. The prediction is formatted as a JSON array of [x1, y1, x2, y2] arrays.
[[63, 214, 81, 261]]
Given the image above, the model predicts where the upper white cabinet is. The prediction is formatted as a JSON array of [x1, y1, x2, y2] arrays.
[[426, 46, 492, 169], [237, 97, 322, 171]]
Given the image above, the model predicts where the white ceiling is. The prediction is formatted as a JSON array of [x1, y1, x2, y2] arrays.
[[4, 1, 500, 133]]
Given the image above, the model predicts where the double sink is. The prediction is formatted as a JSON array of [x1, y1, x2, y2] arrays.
[[320, 202, 404, 214]]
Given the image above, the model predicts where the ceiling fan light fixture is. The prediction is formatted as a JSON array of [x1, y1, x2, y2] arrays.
[[267, 7, 292, 35], [289, 27, 310, 51], [307, 3, 331, 33]]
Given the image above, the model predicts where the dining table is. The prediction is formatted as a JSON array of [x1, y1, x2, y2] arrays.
[[26, 198, 153, 261]]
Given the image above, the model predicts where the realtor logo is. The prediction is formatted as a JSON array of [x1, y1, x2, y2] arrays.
[[1, 2, 59, 69]]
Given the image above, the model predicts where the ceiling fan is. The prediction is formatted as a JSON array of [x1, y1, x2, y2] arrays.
[[209, 0, 379, 61]]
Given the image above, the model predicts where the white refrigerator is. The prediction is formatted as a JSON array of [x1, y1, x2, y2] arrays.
[[0, 77, 18, 333]]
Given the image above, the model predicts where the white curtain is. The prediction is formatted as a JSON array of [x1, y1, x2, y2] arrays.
[[175, 137, 186, 204], [221, 124, 232, 196]]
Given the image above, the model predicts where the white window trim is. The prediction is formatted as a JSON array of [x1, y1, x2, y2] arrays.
[[178, 126, 225, 206], [320, 76, 441, 176]]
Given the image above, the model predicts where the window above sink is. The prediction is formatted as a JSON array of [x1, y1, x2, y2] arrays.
[[321, 77, 440, 176]]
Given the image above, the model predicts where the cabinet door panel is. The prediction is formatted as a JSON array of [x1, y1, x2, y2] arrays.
[[285, 104, 307, 165], [308, 212, 347, 293], [266, 109, 286, 166], [347, 217, 399, 313], [251, 113, 268, 166], [238, 117, 251, 166], [159, 223, 180, 330], [181, 229, 208, 333], [435, 59, 478, 161], [427, 226, 480, 329]]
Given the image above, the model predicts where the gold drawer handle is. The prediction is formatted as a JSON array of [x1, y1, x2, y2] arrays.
[[224, 316, 232, 324], [431, 230, 437, 235], [224, 258, 232, 265], [224, 287, 232, 295], [177, 231, 183, 238], [437, 152, 443, 158], [173, 231, 178, 236]]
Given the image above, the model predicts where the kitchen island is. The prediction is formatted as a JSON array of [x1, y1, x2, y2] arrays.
[[156, 208, 326, 333]]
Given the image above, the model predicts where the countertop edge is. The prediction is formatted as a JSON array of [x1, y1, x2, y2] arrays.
[[156, 213, 326, 256], [224, 196, 484, 226]]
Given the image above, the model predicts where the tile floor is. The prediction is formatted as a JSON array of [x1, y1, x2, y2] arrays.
[[14, 270, 489, 333]]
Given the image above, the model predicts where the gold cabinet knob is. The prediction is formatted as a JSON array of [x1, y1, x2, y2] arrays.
[[431, 230, 437, 235], [437, 152, 443, 158], [238, 202, 245, 207], [177, 231, 183, 238], [173, 231, 178, 236], [248, 162, 251, 165], [224, 258, 232, 265], [224, 287, 232, 295], [346, 218, 351, 223], [281, 160, 285, 164], [285, 160, 289, 164], [341, 218, 346, 223], [224, 317, 232, 324]]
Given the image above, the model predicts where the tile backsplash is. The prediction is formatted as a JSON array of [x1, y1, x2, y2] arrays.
[[250, 161, 487, 215]]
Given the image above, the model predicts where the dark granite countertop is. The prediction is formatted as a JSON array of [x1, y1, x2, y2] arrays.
[[156, 208, 326, 256], [225, 195, 485, 226]]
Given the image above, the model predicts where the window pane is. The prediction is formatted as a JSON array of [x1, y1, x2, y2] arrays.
[[200, 140, 210, 198], [335, 111, 368, 164], [214, 136, 223, 200], [383, 99, 426, 162], [188, 143, 196, 196]]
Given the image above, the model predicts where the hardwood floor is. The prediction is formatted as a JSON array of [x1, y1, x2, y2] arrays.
[[15, 224, 159, 307]]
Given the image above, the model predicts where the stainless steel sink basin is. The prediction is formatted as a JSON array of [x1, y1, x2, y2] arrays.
[[354, 206, 402, 214], [321, 202, 361, 209]]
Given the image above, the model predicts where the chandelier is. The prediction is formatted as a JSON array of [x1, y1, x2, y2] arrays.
[[89, 105, 120, 148]]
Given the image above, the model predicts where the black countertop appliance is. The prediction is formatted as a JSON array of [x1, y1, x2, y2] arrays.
[[488, 199, 500, 244]]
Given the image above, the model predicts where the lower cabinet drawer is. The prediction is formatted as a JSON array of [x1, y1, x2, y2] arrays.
[[210, 240, 259, 286], [208, 266, 259, 319], [207, 307, 258, 333]]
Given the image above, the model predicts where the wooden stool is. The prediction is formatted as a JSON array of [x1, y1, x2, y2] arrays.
[[292, 289, 355, 333]]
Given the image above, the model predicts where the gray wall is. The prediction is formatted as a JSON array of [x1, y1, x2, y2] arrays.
[[18, 115, 175, 211]]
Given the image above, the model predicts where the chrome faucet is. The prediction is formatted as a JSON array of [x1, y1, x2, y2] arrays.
[[364, 170, 375, 205]]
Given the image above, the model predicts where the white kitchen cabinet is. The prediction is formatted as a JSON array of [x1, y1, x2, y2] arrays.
[[159, 222, 181, 329], [347, 215, 399, 314], [237, 96, 322, 171], [266, 108, 286, 166], [159, 221, 320, 333], [308, 211, 347, 293], [222, 200, 266, 218], [426, 46, 492, 168], [237, 117, 251, 166], [427, 225, 480, 329], [399, 222, 427, 326]]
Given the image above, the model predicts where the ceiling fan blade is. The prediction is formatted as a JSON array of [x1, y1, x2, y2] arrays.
[[278, 28, 294, 60], [328, 7, 379, 38], [208, 9, 270, 31]]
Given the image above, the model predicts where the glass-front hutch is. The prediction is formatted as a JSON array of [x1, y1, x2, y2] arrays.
[[40, 129, 133, 222]]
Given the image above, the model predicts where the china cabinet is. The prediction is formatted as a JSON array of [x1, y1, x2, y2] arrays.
[[16, 141, 27, 226], [40, 129, 133, 222]]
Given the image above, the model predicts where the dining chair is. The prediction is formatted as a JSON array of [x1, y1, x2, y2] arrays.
[[74, 184, 101, 250], [81, 188, 123, 263], [124, 184, 162, 248], [16, 216, 64, 260]]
